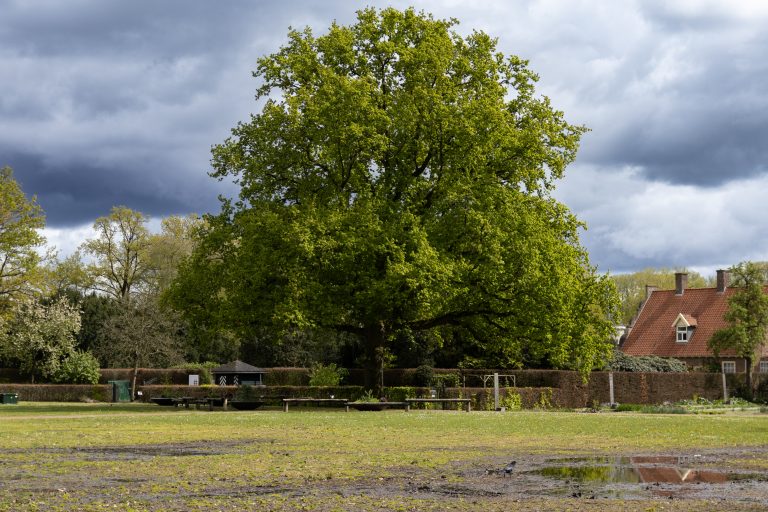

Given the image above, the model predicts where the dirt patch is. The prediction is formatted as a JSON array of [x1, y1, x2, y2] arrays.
[[2, 441, 768, 510]]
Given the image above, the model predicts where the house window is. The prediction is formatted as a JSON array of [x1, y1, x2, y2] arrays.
[[676, 326, 689, 342], [722, 361, 736, 374], [759, 361, 768, 374]]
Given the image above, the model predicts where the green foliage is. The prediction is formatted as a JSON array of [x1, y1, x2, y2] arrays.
[[92, 299, 184, 370], [500, 389, 522, 411], [614, 403, 643, 412], [308, 363, 347, 386], [608, 350, 688, 372], [53, 350, 101, 384], [0, 296, 81, 382], [382, 386, 417, 402], [534, 388, 554, 410], [481, 389, 495, 411], [434, 372, 460, 388], [414, 365, 434, 387], [357, 390, 379, 403], [169, 7, 620, 380], [709, 261, 768, 392], [0, 166, 47, 316], [234, 384, 258, 401], [81, 206, 152, 300], [145, 214, 201, 296]]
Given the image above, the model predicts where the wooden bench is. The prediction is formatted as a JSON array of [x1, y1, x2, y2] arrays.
[[282, 398, 349, 412], [405, 398, 472, 412]]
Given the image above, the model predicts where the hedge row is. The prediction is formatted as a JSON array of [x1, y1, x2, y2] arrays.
[[0, 384, 111, 402]]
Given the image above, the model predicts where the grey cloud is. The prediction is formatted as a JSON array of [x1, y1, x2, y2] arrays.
[[3, 150, 225, 224], [0, 0, 345, 227], [575, 9, 768, 186]]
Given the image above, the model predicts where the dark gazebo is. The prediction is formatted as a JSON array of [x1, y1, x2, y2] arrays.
[[212, 360, 266, 386]]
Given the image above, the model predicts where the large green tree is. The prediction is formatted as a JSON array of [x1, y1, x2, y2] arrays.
[[709, 262, 768, 393], [0, 166, 47, 315], [169, 8, 619, 383]]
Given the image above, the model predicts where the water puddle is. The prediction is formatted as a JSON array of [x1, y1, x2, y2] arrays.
[[530, 456, 763, 485]]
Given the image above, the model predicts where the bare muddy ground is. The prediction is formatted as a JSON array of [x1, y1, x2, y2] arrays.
[[1, 439, 767, 511]]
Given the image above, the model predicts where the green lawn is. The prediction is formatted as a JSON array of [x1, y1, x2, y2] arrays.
[[0, 403, 766, 511]]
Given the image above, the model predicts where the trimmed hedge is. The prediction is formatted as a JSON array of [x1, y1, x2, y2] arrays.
[[99, 368, 197, 385], [138, 385, 366, 404], [265, 368, 310, 386], [0, 384, 111, 402]]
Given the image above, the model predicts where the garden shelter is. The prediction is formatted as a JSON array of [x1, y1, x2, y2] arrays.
[[212, 360, 265, 386]]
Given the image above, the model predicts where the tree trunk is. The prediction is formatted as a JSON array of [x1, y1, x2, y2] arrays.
[[363, 323, 387, 395], [745, 356, 753, 399], [131, 358, 139, 402]]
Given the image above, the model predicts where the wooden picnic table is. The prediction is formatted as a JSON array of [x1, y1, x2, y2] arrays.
[[282, 398, 349, 412], [405, 398, 472, 412]]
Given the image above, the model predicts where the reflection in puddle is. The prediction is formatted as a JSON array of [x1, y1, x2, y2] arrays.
[[531, 456, 758, 485]]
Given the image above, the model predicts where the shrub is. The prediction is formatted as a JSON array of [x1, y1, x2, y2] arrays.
[[383, 386, 417, 402], [308, 363, 347, 386], [500, 390, 522, 411], [534, 388, 554, 410], [414, 365, 434, 387], [614, 403, 643, 412], [608, 350, 688, 372], [53, 350, 101, 384], [434, 372, 460, 388]]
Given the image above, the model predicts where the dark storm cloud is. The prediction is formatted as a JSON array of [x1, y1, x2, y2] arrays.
[[0, 0, 348, 227], [572, 2, 768, 187], [4, 150, 201, 223]]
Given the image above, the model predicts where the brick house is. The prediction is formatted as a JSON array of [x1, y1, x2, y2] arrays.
[[620, 270, 768, 374]]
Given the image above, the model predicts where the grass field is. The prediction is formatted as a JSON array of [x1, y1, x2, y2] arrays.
[[1, 403, 767, 511]]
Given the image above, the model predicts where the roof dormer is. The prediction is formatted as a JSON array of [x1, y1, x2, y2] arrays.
[[672, 313, 697, 343]]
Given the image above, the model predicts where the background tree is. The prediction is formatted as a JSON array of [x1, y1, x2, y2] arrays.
[[612, 268, 710, 325], [94, 299, 185, 398], [145, 214, 200, 295], [44, 250, 93, 297], [709, 261, 768, 393], [81, 206, 151, 301], [0, 166, 47, 316], [168, 7, 619, 385], [0, 297, 81, 383]]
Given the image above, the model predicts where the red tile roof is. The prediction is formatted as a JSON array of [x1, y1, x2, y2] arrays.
[[621, 286, 768, 358]]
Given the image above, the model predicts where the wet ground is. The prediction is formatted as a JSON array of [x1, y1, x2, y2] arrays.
[[460, 450, 768, 503], [1, 441, 767, 510]]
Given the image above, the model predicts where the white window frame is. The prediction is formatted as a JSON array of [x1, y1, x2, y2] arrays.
[[722, 361, 736, 374], [676, 326, 688, 342], [759, 361, 768, 374]]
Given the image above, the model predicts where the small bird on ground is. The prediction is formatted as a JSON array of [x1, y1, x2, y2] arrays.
[[503, 461, 517, 476]]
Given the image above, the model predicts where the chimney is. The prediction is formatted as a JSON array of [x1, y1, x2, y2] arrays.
[[716, 269, 729, 293], [675, 272, 688, 296]]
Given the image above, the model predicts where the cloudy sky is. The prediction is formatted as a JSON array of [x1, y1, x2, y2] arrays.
[[2, 0, 767, 276]]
